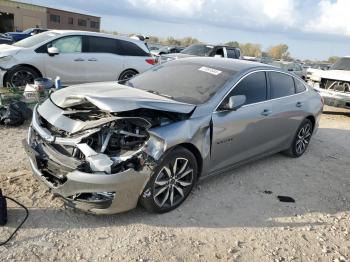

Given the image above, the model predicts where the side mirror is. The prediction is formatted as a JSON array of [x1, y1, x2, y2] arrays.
[[221, 95, 246, 111], [48, 46, 59, 56]]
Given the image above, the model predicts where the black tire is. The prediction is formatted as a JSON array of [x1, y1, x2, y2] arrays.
[[5, 66, 40, 87], [283, 119, 313, 158], [140, 147, 198, 213], [118, 69, 138, 81]]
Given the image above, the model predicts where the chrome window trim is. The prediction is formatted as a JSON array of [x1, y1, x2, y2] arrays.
[[214, 69, 308, 113]]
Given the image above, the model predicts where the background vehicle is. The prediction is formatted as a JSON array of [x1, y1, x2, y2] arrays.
[[270, 61, 306, 80], [0, 30, 155, 87], [5, 28, 48, 42], [0, 34, 13, 45], [25, 58, 323, 215], [309, 56, 350, 109], [159, 44, 241, 63], [151, 46, 184, 56]]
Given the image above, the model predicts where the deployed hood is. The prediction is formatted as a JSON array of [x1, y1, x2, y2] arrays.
[[313, 69, 350, 82], [50, 82, 196, 114]]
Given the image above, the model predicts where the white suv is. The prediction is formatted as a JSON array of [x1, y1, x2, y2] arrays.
[[0, 30, 155, 87]]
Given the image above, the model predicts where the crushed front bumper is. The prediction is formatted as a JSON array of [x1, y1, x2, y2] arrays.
[[24, 106, 154, 215], [313, 85, 350, 109]]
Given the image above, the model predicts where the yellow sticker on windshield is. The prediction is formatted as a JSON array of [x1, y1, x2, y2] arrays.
[[198, 66, 222, 76]]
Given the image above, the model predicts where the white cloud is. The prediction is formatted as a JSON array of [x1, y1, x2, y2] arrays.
[[128, 0, 205, 17], [305, 0, 350, 35], [127, 0, 297, 28]]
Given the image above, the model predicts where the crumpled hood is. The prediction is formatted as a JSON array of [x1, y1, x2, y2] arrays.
[[50, 82, 196, 114], [313, 69, 350, 82]]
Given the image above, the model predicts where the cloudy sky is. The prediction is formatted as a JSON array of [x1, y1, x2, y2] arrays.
[[20, 0, 350, 60]]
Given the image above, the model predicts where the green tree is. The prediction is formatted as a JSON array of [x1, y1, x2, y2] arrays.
[[239, 43, 262, 57], [267, 44, 290, 60], [225, 41, 240, 48], [328, 56, 339, 64]]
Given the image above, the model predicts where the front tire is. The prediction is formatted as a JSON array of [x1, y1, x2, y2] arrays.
[[5, 66, 39, 87], [283, 119, 313, 157], [140, 147, 198, 213]]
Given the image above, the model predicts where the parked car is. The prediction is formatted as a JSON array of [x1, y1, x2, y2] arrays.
[[0, 34, 13, 45], [159, 44, 241, 63], [24, 57, 323, 214], [0, 30, 155, 87], [309, 56, 350, 109], [306, 63, 331, 80], [151, 46, 184, 56], [270, 61, 307, 80], [5, 28, 48, 42]]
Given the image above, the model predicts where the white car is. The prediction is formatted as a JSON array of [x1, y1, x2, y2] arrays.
[[0, 30, 155, 87], [309, 57, 350, 109]]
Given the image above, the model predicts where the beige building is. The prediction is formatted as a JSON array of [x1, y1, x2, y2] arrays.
[[0, 0, 100, 33]]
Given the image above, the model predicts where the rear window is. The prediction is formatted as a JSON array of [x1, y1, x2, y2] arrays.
[[120, 40, 149, 56], [126, 60, 237, 104], [86, 36, 122, 54], [226, 48, 239, 59], [294, 78, 306, 93], [269, 72, 295, 99]]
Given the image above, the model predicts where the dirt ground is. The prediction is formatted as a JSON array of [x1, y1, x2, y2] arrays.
[[0, 105, 349, 262]]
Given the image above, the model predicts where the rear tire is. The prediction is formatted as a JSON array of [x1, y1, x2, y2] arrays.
[[118, 69, 138, 81], [140, 147, 198, 213], [283, 119, 313, 158]]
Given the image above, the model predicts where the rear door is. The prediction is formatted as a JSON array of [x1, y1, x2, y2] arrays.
[[266, 71, 306, 149], [84, 36, 125, 82], [210, 71, 277, 173]]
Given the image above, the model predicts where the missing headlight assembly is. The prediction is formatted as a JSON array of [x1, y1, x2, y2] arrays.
[[24, 97, 186, 214]]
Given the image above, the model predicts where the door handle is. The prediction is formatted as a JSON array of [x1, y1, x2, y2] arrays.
[[74, 58, 84, 62], [88, 58, 98, 61], [261, 109, 272, 116], [296, 101, 303, 107]]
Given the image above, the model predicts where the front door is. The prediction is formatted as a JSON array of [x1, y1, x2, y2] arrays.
[[210, 71, 275, 173], [43, 35, 87, 85]]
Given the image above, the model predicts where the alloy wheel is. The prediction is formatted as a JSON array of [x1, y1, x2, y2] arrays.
[[295, 123, 312, 155], [153, 157, 194, 208], [10, 70, 35, 87]]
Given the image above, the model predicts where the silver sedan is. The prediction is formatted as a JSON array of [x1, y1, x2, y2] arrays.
[[24, 57, 323, 214]]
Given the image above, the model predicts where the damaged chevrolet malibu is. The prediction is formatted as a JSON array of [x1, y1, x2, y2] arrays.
[[24, 57, 323, 214]]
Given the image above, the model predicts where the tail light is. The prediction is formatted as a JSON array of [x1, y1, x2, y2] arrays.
[[145, 58, 156, 65]]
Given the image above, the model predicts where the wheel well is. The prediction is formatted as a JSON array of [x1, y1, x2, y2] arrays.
[[3, 64, 42, 86], [118, 69, 139, 80], [176, 143, 203, 177], [306, 115, 315, 129]]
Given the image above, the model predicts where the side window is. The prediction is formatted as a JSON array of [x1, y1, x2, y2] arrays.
[[226, 49, 238, 59], [214, 48, 224, 57], [294, 78, 306, 93], [120, 40, 149, 56], [87, 36, 121, 54], [219, 71, 267, 109], [51, 36, 82, 53], [269, 72, 295, 99]]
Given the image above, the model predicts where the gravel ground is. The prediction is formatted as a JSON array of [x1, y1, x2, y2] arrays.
[[0, 105, 349, 262]]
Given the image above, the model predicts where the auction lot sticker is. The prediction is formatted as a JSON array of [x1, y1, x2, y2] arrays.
[[198, 66, 222, 75]]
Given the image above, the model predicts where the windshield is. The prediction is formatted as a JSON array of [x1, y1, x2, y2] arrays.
[[13, 31, 59, 48], [125, 60, 237, 104], [331, 57, 350, 71], [181, 44, 213, 56]]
